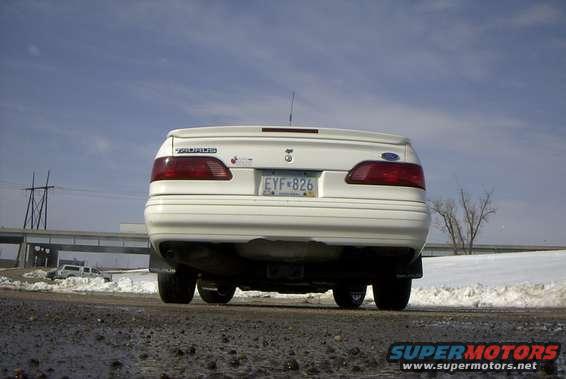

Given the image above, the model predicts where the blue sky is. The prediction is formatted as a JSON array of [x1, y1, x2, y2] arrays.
[[1, 0, 565, 244]]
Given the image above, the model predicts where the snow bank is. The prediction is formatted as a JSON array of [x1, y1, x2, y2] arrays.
[[22, 270, 48, 279], [1, 250, 565, 307], [233, 282, 566, 308], [410, 282, 566, 308], [0, 276, 156, 294]]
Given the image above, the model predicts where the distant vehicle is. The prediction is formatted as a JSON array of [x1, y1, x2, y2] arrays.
[[46, 264, 112, 282], [145, 126, 430, 310]]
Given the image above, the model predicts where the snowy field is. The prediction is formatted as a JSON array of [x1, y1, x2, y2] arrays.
[[1, 250, 565, 308]]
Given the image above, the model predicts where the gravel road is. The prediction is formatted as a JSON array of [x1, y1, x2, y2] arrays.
[[0, 290, 564, 378]]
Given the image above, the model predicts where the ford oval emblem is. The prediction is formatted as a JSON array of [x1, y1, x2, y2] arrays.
[[381, 152, 400, 161]]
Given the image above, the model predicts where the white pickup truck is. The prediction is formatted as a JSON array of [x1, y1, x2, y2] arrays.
[[145, 126, 430, 310]]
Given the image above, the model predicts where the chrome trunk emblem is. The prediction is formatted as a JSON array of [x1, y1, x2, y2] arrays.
[[284, 148, 293, 162]]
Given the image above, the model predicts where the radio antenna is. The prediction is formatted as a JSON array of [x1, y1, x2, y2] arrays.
[[288, 91, 295, 126]]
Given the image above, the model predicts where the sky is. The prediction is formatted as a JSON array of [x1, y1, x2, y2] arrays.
[[1, 0, 565, 246]]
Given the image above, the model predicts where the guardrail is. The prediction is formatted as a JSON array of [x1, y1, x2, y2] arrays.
[[421, 243, 566, 257], [0, 227, 148, 245]]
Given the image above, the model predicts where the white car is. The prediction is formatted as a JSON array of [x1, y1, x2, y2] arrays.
[[145, 126, 430, 310], [46, 264, 112, 282]]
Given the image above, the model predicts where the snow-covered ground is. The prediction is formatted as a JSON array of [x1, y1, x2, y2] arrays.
[[1, 250, 565, 308]]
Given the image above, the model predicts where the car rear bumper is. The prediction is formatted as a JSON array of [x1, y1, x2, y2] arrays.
[[145, 195, 430, 253]]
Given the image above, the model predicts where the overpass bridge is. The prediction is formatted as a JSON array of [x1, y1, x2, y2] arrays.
[[0, 227, 150, 267], [1, 227, 564, 268]]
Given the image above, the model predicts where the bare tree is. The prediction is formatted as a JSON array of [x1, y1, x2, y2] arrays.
[[430, 188, 496, 255], [430, 198, 464, 254]]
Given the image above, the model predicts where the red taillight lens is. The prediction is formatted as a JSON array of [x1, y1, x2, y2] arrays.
[[151, 156, 233, 181], [346, 161, 425, 189]]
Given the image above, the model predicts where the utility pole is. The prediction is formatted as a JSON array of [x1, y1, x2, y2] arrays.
[[23, 171, 54, 230]]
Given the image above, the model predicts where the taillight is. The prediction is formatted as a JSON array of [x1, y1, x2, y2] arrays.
[[151, 156, 233, 181], [346, 161, 425, 189]]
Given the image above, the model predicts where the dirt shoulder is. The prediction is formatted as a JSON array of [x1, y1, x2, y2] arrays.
[[1, 289, 565, 378]]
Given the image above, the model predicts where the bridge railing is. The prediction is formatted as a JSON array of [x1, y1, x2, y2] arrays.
[[1, 227, 564, 267]]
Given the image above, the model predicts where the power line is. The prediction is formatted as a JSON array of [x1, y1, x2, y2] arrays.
[[54, 186, 146, 199], [54, 190, 146, 200], [0, 180, 146, 199], [0, 180, 27, 187]]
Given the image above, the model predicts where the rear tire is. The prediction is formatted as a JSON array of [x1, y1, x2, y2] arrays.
[[333, 284, 367, 309], [372, 277, 412, 310], [197, 281, 236, 304], [158, 271, 196, 304]]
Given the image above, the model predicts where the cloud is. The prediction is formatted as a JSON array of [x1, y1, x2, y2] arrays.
[[126, 78, 531, 154], [505, 4, 562, 28], [551, 38, 566, 49], [111, 1, 497, 82], [13, 118, 114, 157], [27, 44, 41, 57], [92, 136, 111, 154], [416, 0, 465, 12]]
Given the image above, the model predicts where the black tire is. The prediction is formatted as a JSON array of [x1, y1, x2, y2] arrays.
[[372, 277, 412, 310], [158, 272, 196, 304], [332, 284, 367, 309], [197, 281, 236, 304]]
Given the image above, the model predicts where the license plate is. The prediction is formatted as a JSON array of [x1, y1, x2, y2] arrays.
[[261, 171, 318, 197]]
